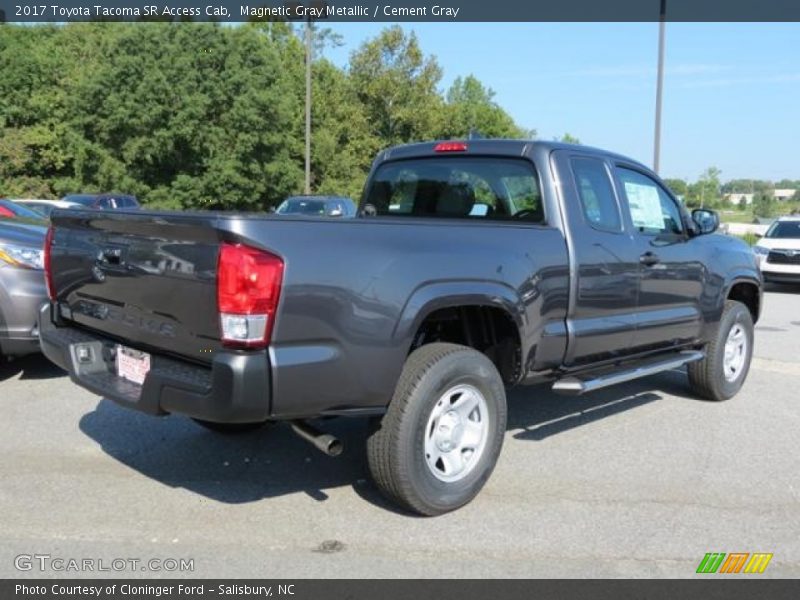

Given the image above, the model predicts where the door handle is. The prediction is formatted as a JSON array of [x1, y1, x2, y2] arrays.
[[640, 252, 661, 266]]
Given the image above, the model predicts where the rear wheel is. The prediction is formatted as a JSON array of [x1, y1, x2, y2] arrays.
[[191, 419, 270, 434], [367, 343, 507, 516], [688, 300, 754, 401]]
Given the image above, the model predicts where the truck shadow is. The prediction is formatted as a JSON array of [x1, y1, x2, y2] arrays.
[[77, 368, 695, 513], [0, 353, 66, 383], [507, 369, 691, 441]]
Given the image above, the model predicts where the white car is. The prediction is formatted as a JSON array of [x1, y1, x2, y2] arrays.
[[12, 199, 83, 217], [753, 216, 800, 284]]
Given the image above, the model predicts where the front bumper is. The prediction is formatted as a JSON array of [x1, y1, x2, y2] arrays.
[[0, 266, 48, 357], [38, 304, 271, 423], [759, 260, 800, 284]]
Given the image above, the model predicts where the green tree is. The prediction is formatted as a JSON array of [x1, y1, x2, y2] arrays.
[[752, 192, 777, 218], [308, 59, 380, 199], [557, 133, 581, 144], [688, 167, 722, 208], [438, 75, 525, 139], [349, 26, 444, 145], [0, 23, 534, 209], [663, 178, 688, 199]]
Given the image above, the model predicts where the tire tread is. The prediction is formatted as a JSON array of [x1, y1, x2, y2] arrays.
[[688, 299, 752, 401], [367, 343, 497, 515]]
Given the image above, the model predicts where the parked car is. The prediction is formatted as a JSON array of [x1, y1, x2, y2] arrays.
[[61, 194, 140, 210], [13, 199, 83, 218], [0, 198, 50, 221], [39, 139, 761, 515], [753, 215, 800, 283], [275, 195, 357, 217], [0, 219, 48, 359]]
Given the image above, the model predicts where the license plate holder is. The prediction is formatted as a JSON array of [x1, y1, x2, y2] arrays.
[[116, 345, 151, 386]]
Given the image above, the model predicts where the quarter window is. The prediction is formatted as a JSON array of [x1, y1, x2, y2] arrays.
[[570, 157, 621, 231]]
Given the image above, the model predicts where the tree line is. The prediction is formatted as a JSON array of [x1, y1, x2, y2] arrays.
[[664, 168, 799, 218], [0, 23, 530, 210]]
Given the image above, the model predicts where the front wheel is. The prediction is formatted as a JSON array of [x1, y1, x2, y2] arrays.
[[367, 343, 507, 516], [688, 300, 754, 401]]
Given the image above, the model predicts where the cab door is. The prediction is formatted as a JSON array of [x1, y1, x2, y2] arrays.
[[552, 151, 640, 367], [613, 164, 704, 351]]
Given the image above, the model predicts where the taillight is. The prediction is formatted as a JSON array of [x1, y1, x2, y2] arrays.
[[434, 142, 468, 153], [44, 225, 55, 301], [217, 242, 284, 349]]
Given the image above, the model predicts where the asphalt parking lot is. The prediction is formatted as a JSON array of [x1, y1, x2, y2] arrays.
[[1, 287, 799, 579]]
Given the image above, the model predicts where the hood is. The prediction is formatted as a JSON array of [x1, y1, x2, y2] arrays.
[[754, 237, 800, 252]]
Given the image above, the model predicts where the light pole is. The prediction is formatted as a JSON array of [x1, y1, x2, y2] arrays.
[[653, 0, 667, 174], [304, 18, 312, 195]]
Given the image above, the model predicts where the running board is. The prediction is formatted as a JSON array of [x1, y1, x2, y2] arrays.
[[552, 350, 705, 396]]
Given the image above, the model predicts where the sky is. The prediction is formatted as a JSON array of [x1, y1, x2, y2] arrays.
[[322, 22, 800, 182]]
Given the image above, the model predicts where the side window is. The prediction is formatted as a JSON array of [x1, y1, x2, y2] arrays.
[[570, 157, 621, 231], [617, 168, 683, 235]]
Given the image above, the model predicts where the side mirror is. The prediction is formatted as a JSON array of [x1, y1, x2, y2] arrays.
[[327, 207, 343, 217], [754, 232, 763, 239], [691, 209, 719, 235]]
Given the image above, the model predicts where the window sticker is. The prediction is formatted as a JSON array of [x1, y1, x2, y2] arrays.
[[624, 182, 663, 230]]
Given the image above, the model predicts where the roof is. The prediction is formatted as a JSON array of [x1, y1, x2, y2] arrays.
[[378, 139, 650, 172]]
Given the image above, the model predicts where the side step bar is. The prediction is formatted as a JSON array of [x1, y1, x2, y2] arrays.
[[552, 350, 705, 396]]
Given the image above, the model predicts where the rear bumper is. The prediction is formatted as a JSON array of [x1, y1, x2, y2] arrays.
[[38, 304, 271, 423], [0, 267, 47, 357]]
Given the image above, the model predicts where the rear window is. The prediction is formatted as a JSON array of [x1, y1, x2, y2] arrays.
[[363, 157, 543, 221]]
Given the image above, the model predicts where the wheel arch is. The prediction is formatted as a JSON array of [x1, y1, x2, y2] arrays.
[[394, 281, 526, 385], [725, 276, 762, 323]]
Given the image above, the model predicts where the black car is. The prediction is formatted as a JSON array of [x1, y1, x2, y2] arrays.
[[275, 195, 357, 218], [61, 194, 140, 210]]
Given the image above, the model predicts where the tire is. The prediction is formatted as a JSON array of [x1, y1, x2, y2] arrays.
[[688, 300, 754, 401], [367, 342, 507, 516], [191, 419, 269, 434]]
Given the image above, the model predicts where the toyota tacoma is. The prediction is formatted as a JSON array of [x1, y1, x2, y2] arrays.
[[39, 140, 762, 515]]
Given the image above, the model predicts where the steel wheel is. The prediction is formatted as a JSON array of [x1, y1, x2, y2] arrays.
[[423, 384, 489, 483], [722, 323, 747, 382]]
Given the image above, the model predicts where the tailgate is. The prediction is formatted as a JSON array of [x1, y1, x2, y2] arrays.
[[49, 211, 223, 363]]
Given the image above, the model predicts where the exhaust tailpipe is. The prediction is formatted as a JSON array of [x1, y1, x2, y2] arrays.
[[290, 421, 343, 457]]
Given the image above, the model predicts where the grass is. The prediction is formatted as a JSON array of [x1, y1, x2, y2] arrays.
[[719, 211, 756, 224], [737, 232, 760, 246]]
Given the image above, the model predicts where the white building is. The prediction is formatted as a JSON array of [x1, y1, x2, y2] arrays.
[[773, 189, 796, 202], [725, 193, 754, 206]]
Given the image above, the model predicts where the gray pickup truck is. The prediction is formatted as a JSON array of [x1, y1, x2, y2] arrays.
[[39, 140, 762, 515]]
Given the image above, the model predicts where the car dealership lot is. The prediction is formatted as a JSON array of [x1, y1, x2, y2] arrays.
[[1, 288, 799, 579]]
